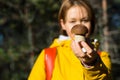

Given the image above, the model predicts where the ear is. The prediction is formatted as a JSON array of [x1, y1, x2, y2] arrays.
[[60, 19, 66, 30]]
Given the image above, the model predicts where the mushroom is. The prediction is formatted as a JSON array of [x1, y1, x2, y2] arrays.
[[71, 24, 88, 42]]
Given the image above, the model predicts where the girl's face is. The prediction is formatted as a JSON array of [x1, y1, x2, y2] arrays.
[[60, 5, 91, 39]]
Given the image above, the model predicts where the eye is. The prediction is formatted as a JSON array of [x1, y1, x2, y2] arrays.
[[69, 20, 76, 23], [82, 19, 90, 23], [82, 18, 90, 23]]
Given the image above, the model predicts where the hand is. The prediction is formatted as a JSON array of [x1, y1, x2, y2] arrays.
[[71, 39, 98, 66]]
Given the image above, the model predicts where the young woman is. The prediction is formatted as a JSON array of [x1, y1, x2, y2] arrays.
[[28, 0, 112, 80]]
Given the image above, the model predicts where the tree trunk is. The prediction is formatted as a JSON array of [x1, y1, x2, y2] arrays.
[[23, 4, 34, 68], [102, 0, 109, 52]]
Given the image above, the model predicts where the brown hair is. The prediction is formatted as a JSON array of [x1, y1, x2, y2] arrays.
[[58, 0, 95, 35]]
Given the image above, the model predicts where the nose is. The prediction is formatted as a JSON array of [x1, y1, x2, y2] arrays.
[[76, 21, 86, 26], [77, 21, 81, 24]]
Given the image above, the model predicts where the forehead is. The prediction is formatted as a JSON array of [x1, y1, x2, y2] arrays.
[[66, 6, 88, 19]]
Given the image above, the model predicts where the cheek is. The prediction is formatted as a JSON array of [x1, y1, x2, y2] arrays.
[[65, 24, 74, 37], [87, 26, 91, 32], [86, 26, 91, 37], [84, 23, 91, 37]]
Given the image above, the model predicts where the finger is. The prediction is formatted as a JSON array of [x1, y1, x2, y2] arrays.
[[81, 41, 92, 53], [74, 41, 86, 58], [71, 41, 78, 54], [80, 41, 93, 57]]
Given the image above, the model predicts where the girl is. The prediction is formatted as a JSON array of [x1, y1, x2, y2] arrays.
[[28, 0, 112, 80]]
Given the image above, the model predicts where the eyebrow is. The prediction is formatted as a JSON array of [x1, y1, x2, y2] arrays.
[[82, 17, 89, 19], [69, 17, 89, 20], [69, 18, 76, 20]]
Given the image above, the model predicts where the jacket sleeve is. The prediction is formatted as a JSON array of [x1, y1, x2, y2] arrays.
[[82, 51, 112, 80], [28, 50, 46, 80]]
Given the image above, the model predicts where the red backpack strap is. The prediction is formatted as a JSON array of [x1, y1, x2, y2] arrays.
[[97, 50, 102, 56], [44, 47, 56, 80]]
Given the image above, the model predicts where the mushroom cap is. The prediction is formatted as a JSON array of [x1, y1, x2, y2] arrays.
[[71, 24, 88, 35]]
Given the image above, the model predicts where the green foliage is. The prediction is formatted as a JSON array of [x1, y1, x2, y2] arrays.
[[0, 47, 31, 80], [0, 0, 60, 79], [114, 0, 120, 3]]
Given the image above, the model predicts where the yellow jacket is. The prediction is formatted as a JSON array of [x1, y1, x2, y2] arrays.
[[28, 38, 112, 80]]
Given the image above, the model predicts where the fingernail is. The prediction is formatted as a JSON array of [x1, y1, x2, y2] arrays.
[[82, 48, 86, 53]]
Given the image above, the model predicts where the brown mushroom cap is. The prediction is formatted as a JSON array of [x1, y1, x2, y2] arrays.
[[71, 24, 88, 36]]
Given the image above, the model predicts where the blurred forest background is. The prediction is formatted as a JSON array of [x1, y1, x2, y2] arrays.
[[0, 0, 120, 80]]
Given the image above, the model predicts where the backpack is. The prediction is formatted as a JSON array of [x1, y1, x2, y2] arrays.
[[45, 47, 57, 80]]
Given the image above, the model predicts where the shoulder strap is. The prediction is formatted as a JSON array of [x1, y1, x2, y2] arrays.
[[45, 47, 56, 80], [97, 50, 102, 56]]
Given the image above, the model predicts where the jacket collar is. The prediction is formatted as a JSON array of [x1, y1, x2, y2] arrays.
[[50, 35, 71, 48]]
